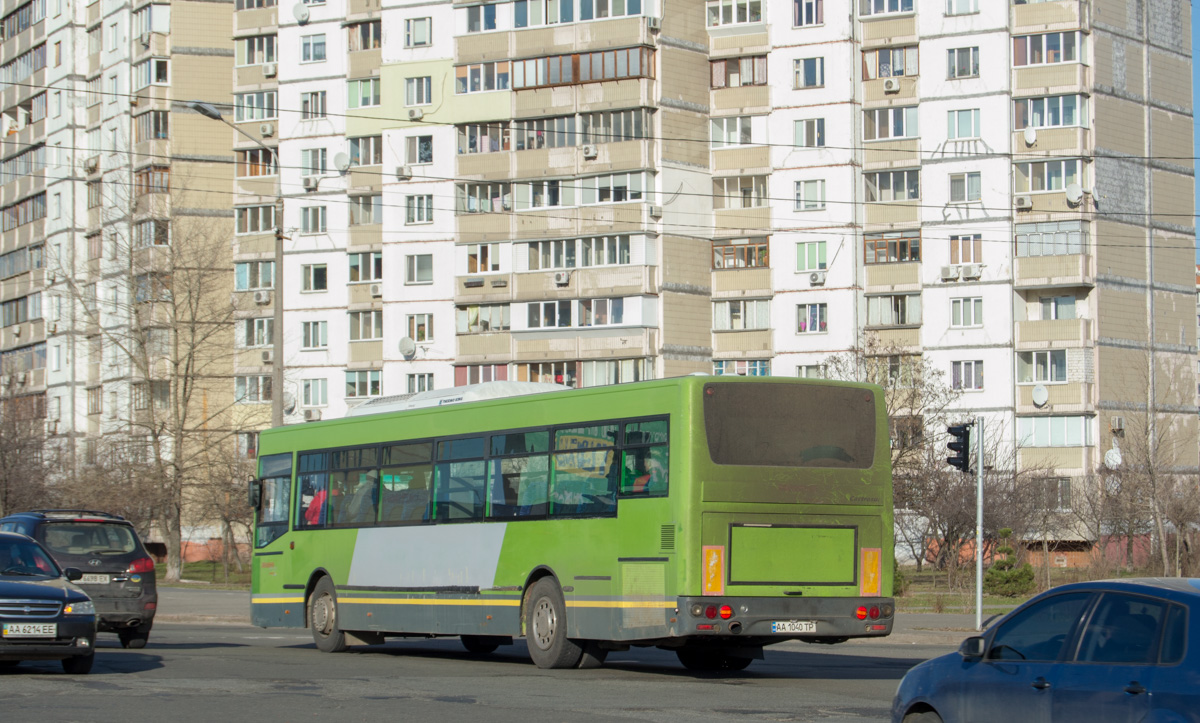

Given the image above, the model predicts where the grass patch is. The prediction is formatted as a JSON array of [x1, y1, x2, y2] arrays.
[[159, 560, 252, 589]]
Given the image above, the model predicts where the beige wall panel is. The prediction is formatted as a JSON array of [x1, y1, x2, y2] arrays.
[[713, 329, 772, 356], [173, 1, 234, 48], [663, 358, 710, 377], [1018, 447, 1086, 472], [663, 0, 710, 45], [348, 341, 383, 363], [1094, 0, 1130, 33], [348, 49, 382, 79], [710, 33, 768, 54], [1095, 95, 1145, 156], [862, 77, 917, 103], [713, 206, 769, 234], [661, 110, 710, 167], [1150, 51, 1192, 110], [864, 139, 919, 168], [1016, 319, 1090, 346], [457, 213, 512, 243], [711, 268, 771, 296], [1151, 170, 1195, 230], [1013, 0, 1081, 29], [660, 47, 710, 109], [1151, 109, 1194, 170], [174, 55, 234, 105], [712, 86, 770, 113], [1158, 413, 1199, 467], [512, 26, 577, 58], [870, 327, 920, 348], [171, 160, 233, 210], [1096, 221, 1145, 279], [515, 148, 576, 178], [1013, 64, 1088, 95], [661, 234, 712, 290], [576, 265, 654, 297], [1098, 288, 1148, 341], [577, 17, 646, 50], [514, 86, 576, 117], [235, 7, 277, 32], [661, 293, 712, 349], [1153, 290, 1195, 346], [236, 234, 274, 257], [865, 262, 919, 288], [1152, 231, 1197, 288], [1155, 354, 1197, 407], [711, 145, 770, 172], [458, 151, 512, 179], [1016, 382, 1090, 411], [455, 32, 510, 65], [864, 201, 919, 226], [861, 17, 917, 44], [1098, 345, 1148, 403], [457, 333, 511, 358]]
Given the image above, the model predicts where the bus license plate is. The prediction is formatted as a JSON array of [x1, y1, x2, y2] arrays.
[[771, 620, 816, 634], [78, 574, 109, 585], [3, 623, 57, 638]]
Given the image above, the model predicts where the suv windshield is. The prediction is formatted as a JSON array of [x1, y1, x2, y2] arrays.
[[0, 539, 59, 577], [39, 522, 138, 556]]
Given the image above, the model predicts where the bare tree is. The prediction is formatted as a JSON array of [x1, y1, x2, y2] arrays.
[[0, 391, 52, 516]]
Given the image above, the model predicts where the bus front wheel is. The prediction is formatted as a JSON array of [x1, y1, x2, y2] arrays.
[[524, 578, 583, 669], [310, 577, 348, 653]]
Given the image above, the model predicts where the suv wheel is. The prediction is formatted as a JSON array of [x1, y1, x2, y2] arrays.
[[62, 654, 94, 674], [119, 630, 150, 649]]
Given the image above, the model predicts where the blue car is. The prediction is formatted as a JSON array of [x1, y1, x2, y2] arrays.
[[893, 578, 1200, 723]]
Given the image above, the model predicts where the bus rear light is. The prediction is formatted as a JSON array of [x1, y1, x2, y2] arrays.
[[704, 605, 718, 619], [868, 624, 887, 631], [696, 623, 720, 632], [869, 606, 880, 620], [881, 604, 894, 618], [719, 605, 733, 619], [855, 606, 868, 620], [690, 604, 704, 617], [127, 557, 155, 574]]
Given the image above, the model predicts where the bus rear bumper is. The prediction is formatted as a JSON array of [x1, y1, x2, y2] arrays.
[[672, 596, 894, 642]]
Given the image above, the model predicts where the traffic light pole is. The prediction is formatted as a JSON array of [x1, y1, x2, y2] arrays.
[[975, 415, 984, 632]]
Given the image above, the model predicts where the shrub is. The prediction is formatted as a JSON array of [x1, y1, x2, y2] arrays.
[[983, 528, 1037, 598]]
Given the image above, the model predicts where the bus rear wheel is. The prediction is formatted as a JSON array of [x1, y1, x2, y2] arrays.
[[676, 647, 755, 672], [310, 577, 348, 653], [524, 578, 583, 669]]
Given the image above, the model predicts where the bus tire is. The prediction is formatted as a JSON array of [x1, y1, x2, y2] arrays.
[[577, 642, 608, 669], [676, 647, 754, 672], [461, 635, 502, 654], [524, 578, 583, 669], [309, 577, 348, 653]]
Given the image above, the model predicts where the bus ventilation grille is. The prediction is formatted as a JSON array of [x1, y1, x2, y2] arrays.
[[660, 525, 675, 551]]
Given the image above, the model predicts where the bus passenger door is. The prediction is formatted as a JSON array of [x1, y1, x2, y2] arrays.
[[252, 456, 300, 628]]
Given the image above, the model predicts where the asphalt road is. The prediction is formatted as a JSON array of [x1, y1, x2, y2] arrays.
[[2, 588, 971, 723]]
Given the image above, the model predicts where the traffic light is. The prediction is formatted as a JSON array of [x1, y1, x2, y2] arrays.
[[947, 424, 971, 472]]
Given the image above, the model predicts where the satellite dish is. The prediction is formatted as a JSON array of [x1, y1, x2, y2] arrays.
[[1064, 183, 1083, 205], [399, 337, 417, 359], [293, 3, 310, 23], [1023, 126, 1037, 147], [1031, 384, 1049, 407], [283, 392, 296, 416], [1104, 447, 1123, 470], [334, 152, 351, 173]]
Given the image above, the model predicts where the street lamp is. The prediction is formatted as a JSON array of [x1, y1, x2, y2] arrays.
[[188, 100, 285, 428]]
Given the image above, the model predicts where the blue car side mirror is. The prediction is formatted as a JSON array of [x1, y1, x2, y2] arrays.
[[959, 636, 986, 659]]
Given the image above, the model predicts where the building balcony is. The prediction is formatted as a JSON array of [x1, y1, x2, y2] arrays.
[[456, 332, 512, 363], [347, 282, 383, 307], [1017, 382, 1093, 414], [1018, 445, 1093, 473], [864, 139, 920, 170], [712, 329, 772, 358], [1015, 318, 1092, 349], [512, 327, 657, 362], [348, 49, 382, 80], [712, 267, 772, 299], [235, 7, 278, 31], [1012, 0, 1088, 34], [710, 32, 769, 57], [348, 223, 382, 248], [863, 76, 917, 105], [456, 273, 514, 304], [346, 0, 382, 19], [1013, 63, 1089, 98], [711, 145, 770, 174], [714, 206, 769, 236], [859, 15, 917, 48], [712, 85, 769, 114], [1012, 126, 1089, 157], [1013, 254, 1094, 289], [868, 327, 920, 351], [509, 16, 651, 58], [347, 340, 383, 365], [865, 262, 920, 291], [513, 77, 653, 119], [510, 265, 655, 303], [234, 64, 278, 90], [865, 200, 919, 228]]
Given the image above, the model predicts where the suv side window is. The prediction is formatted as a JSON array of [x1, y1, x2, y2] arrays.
[[0, 521, 33, 535], [989, 592, 1092, 661], [1076, 593, 1168, 665]]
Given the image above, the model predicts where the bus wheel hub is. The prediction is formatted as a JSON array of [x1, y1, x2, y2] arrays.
[[532, 598, 556, 650]]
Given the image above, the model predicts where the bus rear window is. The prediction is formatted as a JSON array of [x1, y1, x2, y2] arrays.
[[703, 382, 876, 469]]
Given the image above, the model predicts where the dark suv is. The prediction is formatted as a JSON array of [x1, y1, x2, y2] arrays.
[[0, 511, 157, 648]]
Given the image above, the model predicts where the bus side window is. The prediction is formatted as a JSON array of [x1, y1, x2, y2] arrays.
[[621, 445, 668, 496], [488, 455, 548, 519], [297, 472, 329, 528], [379, 463, 433, 523], [436, 460, 487, 522], [551, 449, 618, 518]]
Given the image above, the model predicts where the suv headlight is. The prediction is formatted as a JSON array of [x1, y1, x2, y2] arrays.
[[64, 600, 95, 616]]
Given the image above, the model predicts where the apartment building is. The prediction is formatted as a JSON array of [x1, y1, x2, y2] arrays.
[[232, 0, 1197, 500], [1, 0, 235, 475]]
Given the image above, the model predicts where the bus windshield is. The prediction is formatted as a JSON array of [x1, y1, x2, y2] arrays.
[[703, 382, 876, 469]]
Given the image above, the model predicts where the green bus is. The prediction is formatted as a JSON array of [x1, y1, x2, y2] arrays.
[[249, 376, 895, 670]]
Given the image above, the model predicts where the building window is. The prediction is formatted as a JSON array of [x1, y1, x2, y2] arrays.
[[234, 260, 274, 290], [511, 48, 655, 90], [579, 358, 651, 387], [797, 364, 825, 378], [947, 47, 979, 78], [133, 220, 169, 248], [406, 195, 433, 224], [794, 180, 826, 210], [710, 56, 767, 88], [236, 205, 276, 234], [794, 0, 823, 26], [1040, 295, 1076, 320], [950, 234, 982, 264], [713, 360, 770, 376], [300, 206, 327, 234], [863, 46, 917, 79], [87, 386, 102, 415], [512, 361, 576, 386], [706, 0, 762, 26], [581, 109, 649, 144], [865, 169, 919, 202], [455, 61, 512, 93], [236, 432, 258, 460], [796, 303, 827, 334], [348, 251, 382, 282], [950, 297, 983, 328], [457, 304, 510, 334], [301, 148, 327, 176], [796, 241, 826, 272], [1014, 159, 1082, 194], [134, 166, 169, 195], [301, 320, 328, 349], [237, 35, 276, 66], [1015, 221, 1087, 257], [946, 0, 977, 14], [949, 172, 981, 203], [348, 21, 382, 51], [302, 264, 327, 292], [345, 370, 382, 398], [405, 76, 432, 105], [713, 176, 767, 209], [713, 238, 769, 269], [467, 243, 499, 273], [1036, 478, 1072, 512], [515, 0, 574, 26], [867, 294, 921, 327], [135, 111, 169, 141], [301, 34, 326, 62], [240, 318, 273, 347], [235, 375, 273, 403], [952, 360, 984, 391], [581, 173, 645, 204], [1018, 350, 1067, 383], [1013, 32, 1081, 67], [302, 378, 327, 406], [859, 0, 913, 16], [408, 373, 434, 393], [406, 254, 433, 284], [578, 298, 624, 327], [404, 17, 431, 47], [467, 4, 497, 32], [714, 299, 769, 331], [512, 115, 576, 149], [947, 109, 981, 139], [301, 91, 327, 119], [865, 230, 920, 264], [236, 148, 277, 177], [1014, 95, 1087, 130], [349, 135, 383, 166], [794, 118, 825, 148], [406, 135, 433, 165], [581, 235, 631, 267], [234, 91, 277, 121], [793, 57, 824, 88], [710, 116, 762, 147], [864, 106, 918, 140], [407, 313, 433, 342], [348, 78, 381, 108], [458, 123, 509, 154], [457, 182, 512, 213], [349, 195, 382, 225], [349, 310, 383, 341], [1017, 416, 1091, 447], [528, 300, 572, 328]]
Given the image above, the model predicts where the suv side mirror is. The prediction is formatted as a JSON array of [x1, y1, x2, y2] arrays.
[[248, 477, 262, 509], [63, 567, 83, 582], [959, 636, 987, 659]]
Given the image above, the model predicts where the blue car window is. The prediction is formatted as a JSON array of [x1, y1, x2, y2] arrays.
[[1077, 593, 1166, 665], [989, 592, 1091, 661], [1160, 605, 1186, 665]]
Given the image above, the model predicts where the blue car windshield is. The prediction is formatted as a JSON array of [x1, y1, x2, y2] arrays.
[[0, 540, 60, 577]]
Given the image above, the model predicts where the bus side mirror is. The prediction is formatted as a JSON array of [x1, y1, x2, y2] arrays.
[[248, 477, 262, 509]]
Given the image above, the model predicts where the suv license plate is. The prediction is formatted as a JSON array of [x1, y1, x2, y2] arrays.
[[3, 623, 57, 638], [771, 620, 817, 634], [78, 574, 110, 584]]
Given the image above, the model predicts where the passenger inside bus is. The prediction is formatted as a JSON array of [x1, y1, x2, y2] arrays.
[[622, 446, 668, 495]]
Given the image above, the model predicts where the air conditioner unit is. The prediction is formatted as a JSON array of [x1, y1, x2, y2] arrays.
[[259, 122, 275, 138], [12, 326, 21, 337], [407, 108, 424, 121], [553, 271, 570, 286], [262, 63, 277, 78], [961, 264, 982, 280], [84, 157, 99, 174], [129, 96, 139, 106], [304, 408, 322, 422], [260, 349, 273, 365], [396, 165, 412, 180], [1014, 194, 1033, 209], [581, 144, 598, 159], [302, 176, 318, 191], [649, 205, 663, 218], [647, 16, 661, 31], [809, 271, 826, 286], [940, 265, 959, 281], [139, 33, 151, 48], [1111, 416, 1125, 432], [369, 283, 382, 298], [883, 78, 901, 93], [253, 290, 271, 305]]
